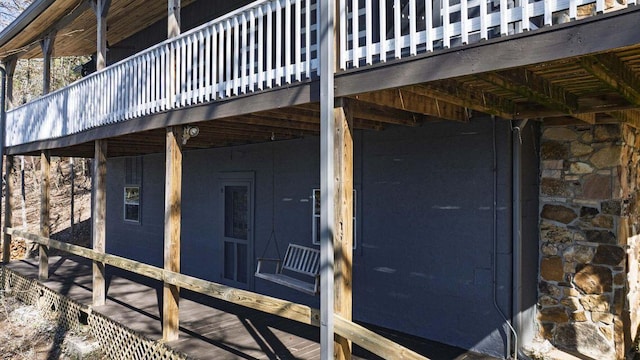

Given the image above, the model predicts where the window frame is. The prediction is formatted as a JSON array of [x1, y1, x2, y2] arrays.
[[123, 185, 141, 223]]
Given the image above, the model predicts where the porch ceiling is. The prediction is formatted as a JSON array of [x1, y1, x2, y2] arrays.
[[0, 0, 196, 60]]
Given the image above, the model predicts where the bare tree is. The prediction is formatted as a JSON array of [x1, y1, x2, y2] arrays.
[[0, 0, 33, 30]]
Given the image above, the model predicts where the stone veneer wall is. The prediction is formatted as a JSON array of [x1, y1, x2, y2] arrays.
[[538, 124, 639, 359]]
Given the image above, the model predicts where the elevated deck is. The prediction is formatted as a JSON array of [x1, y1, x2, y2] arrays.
[[5, 0, 640, 157], [3, 256, 494, 359]]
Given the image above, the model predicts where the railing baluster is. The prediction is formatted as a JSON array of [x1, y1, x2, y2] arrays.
[[501, 0, 508, 35], [242, 12, 248, 93], [250, 9, 257, 92], [461, 0, 468, 44], [266, 2, 273, 87], [258, 5, 265, 89], [211, 26, 218, 100], [219, 22, 226, 98], [285, 0, 292, 83], [295, 0, 302, 82], [379, 0, 386, 62], [425, 0, 433, 51], [205, 27, 212, 101], [276, 0, 283, 86], [199, 31, 206, 103], [366, 0, 373, 64], [187, 36, 193, 105], [234, 16, 240, 95], [409, 0, 417, 55], [443, 0, 451, 48], [226, 19, 232, 97], [544, 0, 552, 26], [305, 0, 311, 76], [394, 0, 401, 58], [352, 0, 360, 67]]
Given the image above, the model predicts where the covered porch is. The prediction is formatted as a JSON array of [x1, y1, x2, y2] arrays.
[[2, 255, 493, 359]]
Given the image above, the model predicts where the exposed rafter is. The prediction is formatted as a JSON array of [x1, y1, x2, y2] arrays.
[[351, 89, 469, 123], [581, 54, 640, 106], [475, 70, 592, 122], [405, 82, 516, 119]]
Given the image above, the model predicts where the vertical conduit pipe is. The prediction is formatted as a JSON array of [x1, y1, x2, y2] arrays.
[[492, 116, 519, 359]]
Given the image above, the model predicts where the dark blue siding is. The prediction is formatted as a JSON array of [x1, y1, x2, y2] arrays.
[[106, 117, 537, 358]]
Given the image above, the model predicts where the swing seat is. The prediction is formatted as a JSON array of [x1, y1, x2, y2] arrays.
[[255, 244, 320, 295]]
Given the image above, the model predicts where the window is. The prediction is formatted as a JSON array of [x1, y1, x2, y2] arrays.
[[124, 186, 141, 222], [312, 189, 357, 248], [124, 157, 142, 223]]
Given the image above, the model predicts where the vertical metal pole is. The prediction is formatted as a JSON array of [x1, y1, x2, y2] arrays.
[[320, 0, 335, 358], [0, 65, 7, 263]]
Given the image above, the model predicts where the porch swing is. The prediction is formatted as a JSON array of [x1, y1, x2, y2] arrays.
[[254, 142, 321, 296]]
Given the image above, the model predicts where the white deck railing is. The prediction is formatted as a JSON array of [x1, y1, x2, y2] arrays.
[[6, 0, 319, 147], [5, 0, 631, 147]]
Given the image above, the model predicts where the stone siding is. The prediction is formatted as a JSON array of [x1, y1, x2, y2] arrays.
[[538, 124, 639, 359]]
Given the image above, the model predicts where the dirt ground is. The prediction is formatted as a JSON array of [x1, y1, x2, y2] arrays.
[[0, 293, 104, 359], [0, 156, 98, 359], [0, 156, 93, 261]]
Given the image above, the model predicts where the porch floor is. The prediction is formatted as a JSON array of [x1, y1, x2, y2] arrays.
[[4, 256, 497, 360]]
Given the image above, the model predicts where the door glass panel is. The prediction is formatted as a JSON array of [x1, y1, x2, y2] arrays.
[[224, 242, 235, 280], [237, 243, 248, 284], [224, 186, 248, 240]]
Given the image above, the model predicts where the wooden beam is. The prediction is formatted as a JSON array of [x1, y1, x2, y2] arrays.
[[334, 100, 353, 360], [7, 227, 428, 359], [581, 54, 640, 106], [607, 110, 640, 129], [92, 140, 107, 306], [352, 89, 468, 122], [39, 151, 50, 280], [2, 156, 13, 263], [8, 227, 320, 326], [334, 315, 428, 360], [163, 126, 182, 342]]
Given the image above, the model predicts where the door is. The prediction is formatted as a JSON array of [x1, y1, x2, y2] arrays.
[[219, 173, 254, 289]]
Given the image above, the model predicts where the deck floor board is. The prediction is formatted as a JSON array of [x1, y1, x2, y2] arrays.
[[4, 256, 496, 360]]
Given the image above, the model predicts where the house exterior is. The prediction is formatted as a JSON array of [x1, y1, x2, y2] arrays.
[[0, 0, 639, 359]]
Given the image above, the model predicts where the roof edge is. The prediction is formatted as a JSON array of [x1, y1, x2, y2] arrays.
[[0, 0, 56, 59]]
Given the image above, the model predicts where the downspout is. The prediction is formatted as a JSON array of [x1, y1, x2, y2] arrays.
[[492, 115, 518, 359], [511, 119, 530, 360]]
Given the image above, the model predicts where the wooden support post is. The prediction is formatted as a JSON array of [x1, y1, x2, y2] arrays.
[[334, 99, 353, 360], [168, 0, 181, 38], [2, 156, 13, 264], [92, 0, 111, 71], [40, 33, 55, 95], [92, 140, 107, 306], [163, 126, 182, 341], [39, 151, 50, 280], [4, 56, 17, 109]]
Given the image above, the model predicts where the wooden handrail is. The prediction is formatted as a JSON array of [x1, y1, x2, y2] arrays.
[[6, 227, 428, 359]]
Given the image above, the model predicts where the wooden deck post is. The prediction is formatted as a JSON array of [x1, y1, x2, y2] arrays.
[[163, 126, 182, 341], [168, 0, 181, 38], [39, 151, 50, 280], [162, 0, 182, 342], [2, 156, 13, 264], [334, 99, 353, 360], [4, 56, 16, 109], [319, 0, 336, 358], [90, 0, 111, 307], [40, 33, 55, 95], [92, 140, 107, 306]]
